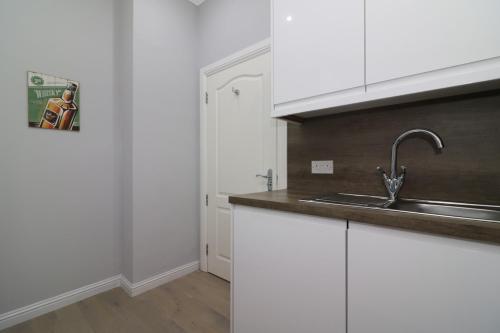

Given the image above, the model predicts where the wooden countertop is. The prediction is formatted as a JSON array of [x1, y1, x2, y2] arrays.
[[229, 190, 500, 245]]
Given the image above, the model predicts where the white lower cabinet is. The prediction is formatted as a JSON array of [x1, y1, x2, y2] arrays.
[[232, 207, 500, 333], [232, 205, 347, 333], [348, 222, 500, 333]]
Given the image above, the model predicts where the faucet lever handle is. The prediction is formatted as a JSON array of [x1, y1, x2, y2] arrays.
[[376, 166, 388, 180], [400, 166, 407, 177]]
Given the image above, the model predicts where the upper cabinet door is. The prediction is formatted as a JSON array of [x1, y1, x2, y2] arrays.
[[366, 0, 500, 84], [273, 0, 365, 116]]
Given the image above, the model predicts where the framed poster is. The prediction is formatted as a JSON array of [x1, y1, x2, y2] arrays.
[[27, 71, 80, 131]]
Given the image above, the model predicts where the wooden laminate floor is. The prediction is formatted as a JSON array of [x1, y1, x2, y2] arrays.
[[2, 271, 230, 333]]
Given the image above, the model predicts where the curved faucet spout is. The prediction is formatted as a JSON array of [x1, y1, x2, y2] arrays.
[[378, 129, 444, 203], [390, 129, 444, 178]]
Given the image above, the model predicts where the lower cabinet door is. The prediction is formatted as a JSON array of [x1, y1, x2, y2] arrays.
[[348, 222, 500, 333], [232, 205, 347, 333]]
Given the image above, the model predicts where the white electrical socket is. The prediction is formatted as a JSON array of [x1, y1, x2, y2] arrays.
[[311, 160, 334, 174]]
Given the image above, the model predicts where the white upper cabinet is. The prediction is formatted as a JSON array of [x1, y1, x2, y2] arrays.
[[272, 0, 365, 117], [272, 0, 500, 118], [366, 0, 500, 84]]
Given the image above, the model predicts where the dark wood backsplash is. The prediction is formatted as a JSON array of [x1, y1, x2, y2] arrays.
[[288, 91, 500, 205]]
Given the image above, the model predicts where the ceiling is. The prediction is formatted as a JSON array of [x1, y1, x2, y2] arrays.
[[188, 0, 206, 5]]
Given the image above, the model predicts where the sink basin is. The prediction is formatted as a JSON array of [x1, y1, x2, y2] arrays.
[[301, 193, 390, 208], [302, 193, 500, 222], [388, 200, 500, 222]]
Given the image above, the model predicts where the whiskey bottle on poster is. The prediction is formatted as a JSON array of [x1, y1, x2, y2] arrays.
[[39, 82, 79, 130]]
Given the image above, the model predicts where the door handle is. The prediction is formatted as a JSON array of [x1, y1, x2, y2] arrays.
[[256, 169, 273, 192]]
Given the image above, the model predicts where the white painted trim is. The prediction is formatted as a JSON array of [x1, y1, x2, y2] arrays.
[[230, 204, 235, 333], [199, 39, 278, 273], [200, 66, 208, 272], [187, 0, 205, 6], [0, 275, 121, 331], [200, 39, 271, 77], [0, 261, 200, 330], [120, 261, 199, 297], [276, 119, 287, 189], [119, 275, 135, 296], [270, 0, 288, 190]]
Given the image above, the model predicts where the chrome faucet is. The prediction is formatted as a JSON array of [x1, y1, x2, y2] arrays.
[[377, 129, 444, 205]]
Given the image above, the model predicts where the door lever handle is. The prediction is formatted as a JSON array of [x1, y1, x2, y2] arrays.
[[256, 169, 273, 192]]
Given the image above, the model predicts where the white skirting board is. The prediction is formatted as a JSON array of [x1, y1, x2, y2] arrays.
[[120, 261, 200, 297], [0, 276, 121, 331], [0, 261, 200, 331]]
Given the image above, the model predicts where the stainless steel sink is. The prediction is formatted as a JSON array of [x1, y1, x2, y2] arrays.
[[302, 193, 500, 222], [301, 193, 390, 208], [388, 200, 500, 222]]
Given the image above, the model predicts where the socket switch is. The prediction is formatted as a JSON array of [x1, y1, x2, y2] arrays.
[[311, 160, 334, 174]]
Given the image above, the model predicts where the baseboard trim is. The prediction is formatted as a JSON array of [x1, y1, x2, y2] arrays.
[[0, 261, 200, 330], [120, 261, 200, 297], [0, 275, 121, 331]]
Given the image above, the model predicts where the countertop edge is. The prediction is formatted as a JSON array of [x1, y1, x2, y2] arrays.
[[229, 191, 500, 245]]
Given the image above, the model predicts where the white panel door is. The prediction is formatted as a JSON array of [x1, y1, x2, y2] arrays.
[[232, 205, 347, 333], [348, 222, 500, 333], [366, 0, 500, 84], [273, 0, 365, 105], [207, 52, 282, 281]]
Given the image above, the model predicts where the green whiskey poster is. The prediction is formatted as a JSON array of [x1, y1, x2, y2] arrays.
[[28, 71, 80, 131]]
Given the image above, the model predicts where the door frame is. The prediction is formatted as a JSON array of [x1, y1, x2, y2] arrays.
[[199, 38, 287, 272]]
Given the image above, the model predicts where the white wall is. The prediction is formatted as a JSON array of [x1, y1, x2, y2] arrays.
[[0, 0, 264, 316], [0, 0, 120, 314], [123, 0, 270, 283], [115, 0, 134, 282], [131, 0, 200, 282], [198, 0, 271, 67]]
